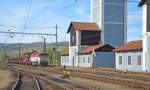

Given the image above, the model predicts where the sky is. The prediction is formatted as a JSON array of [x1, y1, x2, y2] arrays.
[[0, 0, 142, 43]]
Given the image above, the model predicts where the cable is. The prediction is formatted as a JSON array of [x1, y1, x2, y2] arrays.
[[42, 0, 79, 25], [28, 0, 65, 26], [28, 6, 49, 25], [17, 0, 34, 46], [22, 0, 34, 32], [0, 24, 57, 29]]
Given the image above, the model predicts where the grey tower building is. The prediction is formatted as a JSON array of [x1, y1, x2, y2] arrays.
[[91, 0, 127, 47]]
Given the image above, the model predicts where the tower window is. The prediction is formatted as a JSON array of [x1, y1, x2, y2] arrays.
[[72, 35, 75, 42]]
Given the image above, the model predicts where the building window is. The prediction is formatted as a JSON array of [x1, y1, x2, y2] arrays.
[[83, 57, 85, 63], [88, 57, 90, 63], [64, 58, 66, 62], [119, 56, 122, 65], [128, 56, 131, 65], [138, 55, 142, 65], [79, 57, 81, 63], [72, 35, 75, 42]]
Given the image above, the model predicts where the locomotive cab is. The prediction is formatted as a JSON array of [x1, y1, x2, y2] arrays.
[[39, 53, 49, 66]]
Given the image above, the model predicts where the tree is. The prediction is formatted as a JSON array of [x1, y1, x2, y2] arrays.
[[60, 47, 69, 55], [46, 48, 54, 65]]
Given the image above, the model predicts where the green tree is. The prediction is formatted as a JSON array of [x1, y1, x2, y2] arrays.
[[46, 48, 61, 66]]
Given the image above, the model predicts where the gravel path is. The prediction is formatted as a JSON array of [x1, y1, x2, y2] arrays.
[[0, 70, 15, 90], [69, 77, 139, 90], [18, 74, 38, 90]]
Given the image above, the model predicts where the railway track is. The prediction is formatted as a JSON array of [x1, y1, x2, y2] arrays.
[[12, 66, 99, 90], [11, 71, 40, 90], [68, 69, 150, 82], [12, 65, 150, 90], [11, 69, 67, 90], [70, 72, 150, 90], [47, 76, 98, 90], [21, 70, 96, 90], [39, 67, 150, 90], [48, 67, 150, 83]]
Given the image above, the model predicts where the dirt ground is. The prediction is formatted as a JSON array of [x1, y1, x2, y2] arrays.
[[69, 77, 139, 90], [0, 70, 15, 89]]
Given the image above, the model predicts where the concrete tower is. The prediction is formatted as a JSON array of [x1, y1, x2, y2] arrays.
[[139, 0, 150, 72], [91, 0, 127, 47]]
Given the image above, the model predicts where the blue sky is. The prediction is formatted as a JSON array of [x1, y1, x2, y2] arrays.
[[0, 0, 142, 43]]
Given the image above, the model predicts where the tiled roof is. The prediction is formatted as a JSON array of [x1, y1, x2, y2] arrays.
[[67, 22, 100, 33], [61, 53, 69, 56], [114, 40, 142, 52], [80, 44, 103, 54], [139, 0, 150, 6], [79, 44, 114, 54]]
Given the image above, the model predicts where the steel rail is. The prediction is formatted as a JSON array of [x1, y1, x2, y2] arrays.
[[11, 72, 20, 90], [37, 76, 70, 90], [16, 68, 89, 90], [31, 74, 41, 90], [19, 71, 41, 90], [11, 70, 41, 90]]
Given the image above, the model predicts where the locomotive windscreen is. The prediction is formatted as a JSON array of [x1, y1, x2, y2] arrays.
[[40, 54, 49, 66], [40, 54, 49, 58]]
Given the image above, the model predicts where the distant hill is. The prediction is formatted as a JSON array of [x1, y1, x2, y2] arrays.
[[0, 41, 69, 56]]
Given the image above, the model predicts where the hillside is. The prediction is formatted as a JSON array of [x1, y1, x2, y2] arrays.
[[0, 41, 69, 57]]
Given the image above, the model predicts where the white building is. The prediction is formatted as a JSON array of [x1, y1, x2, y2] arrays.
[[61, 44, 115, 68], [61, 54, 70, 66], [91, 0, 127, 47], [79, 44, 115, 68], [139, 0, 150, 72], [114, 40, 143, 72], [67, 22, 101, 67]]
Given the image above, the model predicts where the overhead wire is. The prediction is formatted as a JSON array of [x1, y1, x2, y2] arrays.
[[42, 0, 79, 25], [27, 0, 65, 26], [1, 0, 141, 43], [0, 24, 57, 29], [17, 0, 34, 53]]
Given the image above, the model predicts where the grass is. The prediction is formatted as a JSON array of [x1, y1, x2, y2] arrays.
[[0, 70, 15, 89], [0, 60, 5, 69]]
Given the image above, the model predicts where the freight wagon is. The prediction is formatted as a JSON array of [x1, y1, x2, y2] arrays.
[[8, 51, 50, 66]]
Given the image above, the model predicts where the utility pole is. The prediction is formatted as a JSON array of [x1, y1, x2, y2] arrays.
[[4, 41, 7, 69], [4, 46, 6, 63], [56, 24, 58, 50], [18, 44, 21, 59], [0, 29, 57, 65], [41, 36, 46, 53], [55, 24, 58, 66], [44, 37, 46, 53]]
